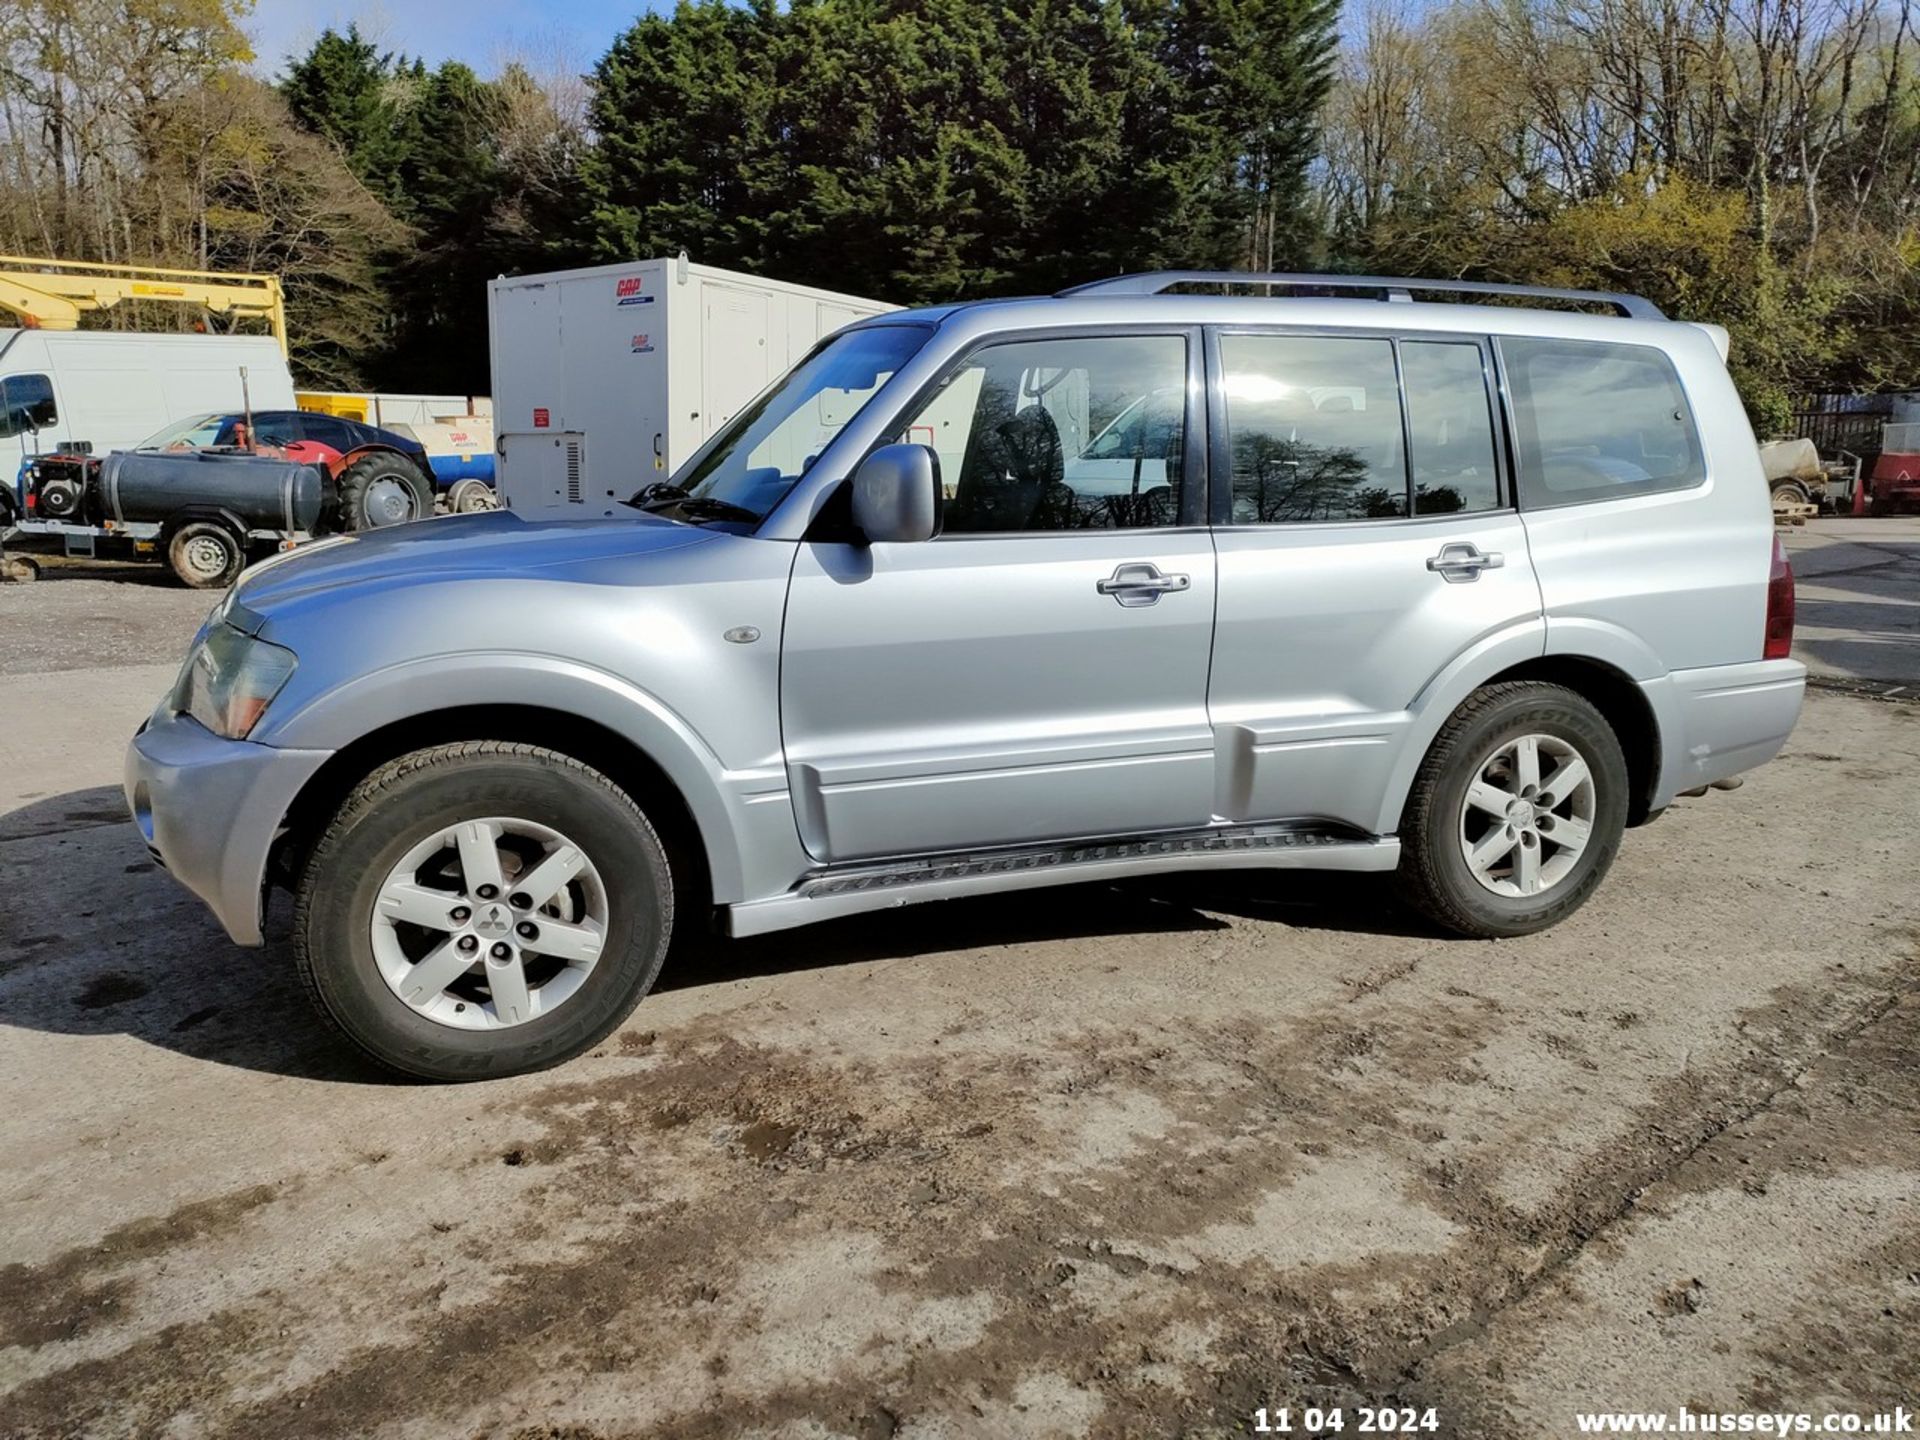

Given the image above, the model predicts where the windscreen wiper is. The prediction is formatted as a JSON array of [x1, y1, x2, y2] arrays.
[[622, 481, 687, 510], [663, 495, 762, 524], [624, 482, 760, 526]]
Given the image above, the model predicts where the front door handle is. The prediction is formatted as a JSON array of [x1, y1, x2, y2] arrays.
[[1427, 542, 1505, 583], [1097, 562, 1191, 607]]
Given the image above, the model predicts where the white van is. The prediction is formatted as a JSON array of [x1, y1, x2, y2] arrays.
[[0, 330, 295, 483]]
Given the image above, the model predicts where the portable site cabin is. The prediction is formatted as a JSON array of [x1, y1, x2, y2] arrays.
[[487, 256, 896, 519]]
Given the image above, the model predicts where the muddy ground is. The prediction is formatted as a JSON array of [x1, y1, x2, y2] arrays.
[[2, 528, 1917, 1439]]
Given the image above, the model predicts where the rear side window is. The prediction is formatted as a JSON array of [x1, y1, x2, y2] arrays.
[[1219, 334, 1407, 522], [1401, 341, 1501, 514], [1502, 337, 1704, 507]]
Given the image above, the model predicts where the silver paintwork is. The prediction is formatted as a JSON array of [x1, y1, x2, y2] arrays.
[[126, 281, 1807, 950], [372, 816, 608, 1029]]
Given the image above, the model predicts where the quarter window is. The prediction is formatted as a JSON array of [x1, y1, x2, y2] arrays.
[[1401, 341, 1501, 514], [1502, 337, 1704, 506], [1219, 335, 1407, 522], [899, 334, 1188, 532]]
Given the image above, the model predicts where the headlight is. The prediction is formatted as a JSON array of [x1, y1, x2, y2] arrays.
[[175, 624, 297, 740]]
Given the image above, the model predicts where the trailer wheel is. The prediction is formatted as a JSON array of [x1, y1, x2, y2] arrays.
[[167, 521, 245, 589], [447, 478, 499, 514], [337, 452, 430, 531], [1770, 480, 1810, 508]]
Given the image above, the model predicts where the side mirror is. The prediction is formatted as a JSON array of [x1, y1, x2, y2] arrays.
[[850, 443, 942, 544]]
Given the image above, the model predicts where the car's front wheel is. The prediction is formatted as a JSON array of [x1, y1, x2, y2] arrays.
[[1397, 682, 1628, 939], [294, 742, 673, 1080]]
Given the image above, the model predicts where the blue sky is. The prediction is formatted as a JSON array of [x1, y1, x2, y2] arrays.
[[245, 0, 662, 75]]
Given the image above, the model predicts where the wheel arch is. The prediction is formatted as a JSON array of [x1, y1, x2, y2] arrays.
[[273, 704, 715, 926], [1380, 654, 1662, 835], [1481, 656, 1662, 825]]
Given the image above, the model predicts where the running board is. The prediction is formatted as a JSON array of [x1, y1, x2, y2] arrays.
[[723, 825, 1401, 938]]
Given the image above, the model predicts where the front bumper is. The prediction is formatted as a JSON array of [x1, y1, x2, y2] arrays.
[[1644, 657, 1808, 808], [124, 708, 331, 946]]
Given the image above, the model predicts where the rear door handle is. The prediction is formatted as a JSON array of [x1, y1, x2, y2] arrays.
[[1427, 542, 1505, 583], [1097, 562, 1191, 607]]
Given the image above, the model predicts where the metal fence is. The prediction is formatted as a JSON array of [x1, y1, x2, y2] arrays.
[[1792, 392, 1895, 464]]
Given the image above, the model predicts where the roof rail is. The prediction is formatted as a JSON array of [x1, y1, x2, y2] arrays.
[[1056, 271, 1666, 321]]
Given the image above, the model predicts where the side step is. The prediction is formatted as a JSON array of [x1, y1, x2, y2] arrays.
[[723, 824, 1402, 938]]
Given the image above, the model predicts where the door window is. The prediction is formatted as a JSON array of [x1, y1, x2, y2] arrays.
[[1401, 341, 1501, 514], [297, 415, 355, 450], [898, 334, 1188, 532], [0, 374, 57, 439], [1501, 337, 1704, 506], [1219, 335, 1407, 522]]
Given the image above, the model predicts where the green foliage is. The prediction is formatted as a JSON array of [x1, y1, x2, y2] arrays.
[[575, 0, 1340, 301]]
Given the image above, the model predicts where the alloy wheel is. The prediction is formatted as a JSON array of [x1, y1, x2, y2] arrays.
[[1457, 732, 1598, 898], [370, 817, 608, 1030]]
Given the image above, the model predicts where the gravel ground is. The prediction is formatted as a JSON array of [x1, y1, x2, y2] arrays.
[[1, 523, 1916, 1439]]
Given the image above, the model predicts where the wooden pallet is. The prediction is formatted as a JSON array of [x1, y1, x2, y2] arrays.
[[1773, 501, 1818, 526]]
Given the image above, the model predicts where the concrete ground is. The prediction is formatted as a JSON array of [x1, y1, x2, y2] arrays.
[[1, 521, 1916, 1439], [1781, 514, 1920, 692]]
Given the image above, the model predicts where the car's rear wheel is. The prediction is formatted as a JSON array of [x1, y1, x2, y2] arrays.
[[294, 742, 673, 1080], [1397, 682, 1628, 938]]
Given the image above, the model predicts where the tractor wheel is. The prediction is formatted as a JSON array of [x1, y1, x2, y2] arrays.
[[337, 452, 431, 531]]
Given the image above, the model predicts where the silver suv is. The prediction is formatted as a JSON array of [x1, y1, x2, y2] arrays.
[[126, 272, 1806, 1079]]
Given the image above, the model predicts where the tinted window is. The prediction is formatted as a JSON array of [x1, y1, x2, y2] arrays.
[[1401, 341, 1501, 514], [1220, 335, 1407, 522], [0, 373, 56, 439], [900, 334, 1188, 532], [1502, 337, 1704, 506], [299, 415, 355, 450]]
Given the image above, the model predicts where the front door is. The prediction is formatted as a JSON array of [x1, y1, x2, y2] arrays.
[[1204, 329, 1544, 832], [780, 330, 1216, 864]]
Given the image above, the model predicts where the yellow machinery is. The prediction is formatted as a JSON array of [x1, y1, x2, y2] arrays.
[[296, 391, 372, 421], [0, 255, 288, 357]]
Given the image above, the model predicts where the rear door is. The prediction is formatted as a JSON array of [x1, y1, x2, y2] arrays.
[[1205, 328, 1543, 832]]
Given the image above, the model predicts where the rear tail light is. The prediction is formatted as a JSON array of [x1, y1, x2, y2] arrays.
[[1763, 535, 1795, 660]]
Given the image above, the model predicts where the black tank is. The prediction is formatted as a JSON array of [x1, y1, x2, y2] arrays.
[[99, 449, 326, 533]]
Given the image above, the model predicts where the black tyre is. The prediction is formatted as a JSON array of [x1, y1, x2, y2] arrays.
[[447, 477, 499, 514], [1770, 480, 1809, 508], [294, 742, 673, 1080], [335, 451, 431, 531], [166, 520, 245, 589], [1396, 682, 1629, 939]]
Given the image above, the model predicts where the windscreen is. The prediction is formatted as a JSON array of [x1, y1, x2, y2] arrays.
[[670, 325, 931, 524], [132, 413, 226, 450]]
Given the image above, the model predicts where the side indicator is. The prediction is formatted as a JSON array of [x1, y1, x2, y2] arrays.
[[723, 626, 761, 645]]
